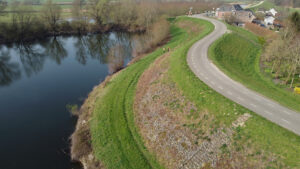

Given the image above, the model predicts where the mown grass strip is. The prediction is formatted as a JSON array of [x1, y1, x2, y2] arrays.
[[90, 17, 209, 169], [208, 25, 300, 113], [167, 18, 300, 167]]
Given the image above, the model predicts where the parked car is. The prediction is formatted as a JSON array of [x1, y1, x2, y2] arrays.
[[252, 19, 261, 25], [260, 24, 266, 28]]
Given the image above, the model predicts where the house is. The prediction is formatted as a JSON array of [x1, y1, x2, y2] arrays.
[[216, 4, 255, 23], [266, 8, 277, 16], [264, 16, 275, 25]]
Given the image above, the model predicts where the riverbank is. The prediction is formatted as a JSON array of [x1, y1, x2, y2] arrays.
[[69, 18, 172, 168], [70, 16, 214, 169]]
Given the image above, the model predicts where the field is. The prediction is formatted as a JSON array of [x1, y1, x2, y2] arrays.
[[250, 0, 300, 13], [0, 2, 72, 23]]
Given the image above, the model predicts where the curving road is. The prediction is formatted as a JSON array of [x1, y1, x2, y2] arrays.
[[244, 1, 264, 9], [187, 14, 300, 136]]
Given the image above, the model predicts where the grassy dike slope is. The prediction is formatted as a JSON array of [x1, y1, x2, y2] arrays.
[[167, 22, 300, 167], [209, 25, 300, 113], [250, 0, 300, 13], [90, 17, 214, 169]]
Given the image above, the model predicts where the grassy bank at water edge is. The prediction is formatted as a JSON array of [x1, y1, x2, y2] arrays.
[[89, 17, 214, 169]]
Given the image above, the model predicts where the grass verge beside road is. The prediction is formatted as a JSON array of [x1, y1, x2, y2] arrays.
[[168, 18, 300, 168], [208, 25, 300, 113]]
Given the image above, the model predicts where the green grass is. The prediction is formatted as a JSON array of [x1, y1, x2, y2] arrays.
[[250, 0, 300, 13], [88, 15, 300, 168], [167, 18, 300, 168], [209, 25, 300, 113], [89, 17, 211, 169], [250, 0, 276, 11], [0, 5, 72, 23]]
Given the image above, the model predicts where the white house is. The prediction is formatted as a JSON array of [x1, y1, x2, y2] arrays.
[[264, 16, 275, 25], [266, 8, 277, 16]]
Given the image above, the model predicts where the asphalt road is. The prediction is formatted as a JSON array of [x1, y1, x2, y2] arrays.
[[187, 15, 300, 136], [244, 1, 264, 9]]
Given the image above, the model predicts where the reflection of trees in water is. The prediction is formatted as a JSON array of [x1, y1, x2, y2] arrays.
[[0, 50, 21, 86], [130, 33, 151, 57], [0, 32, 143, 86], [107, 44, 126, 74], [113, 32, 133, 62], [85, 34, 110, 64], [74, 32, 134, 65], [15, 43, 46, 77], [43, 37, 67, 64], [106, 33, 135, 73], [74, 36, 89, 65]]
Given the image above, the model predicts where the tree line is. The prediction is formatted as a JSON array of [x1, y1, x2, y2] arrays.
[[0, 0, 162, 43], [263, 12, 300, 88], [0, 0, 219, 43]]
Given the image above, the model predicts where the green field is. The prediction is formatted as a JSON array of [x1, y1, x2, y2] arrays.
[[5, 0, 73, 2], [250, 0, 300, 13], [0, 4, 72, 23], [89, 17, 215, 169]]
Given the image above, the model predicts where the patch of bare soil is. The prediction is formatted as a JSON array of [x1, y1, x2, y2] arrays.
[[134, 52, 270, 168]]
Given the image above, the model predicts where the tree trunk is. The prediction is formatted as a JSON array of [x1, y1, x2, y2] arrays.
[[271, 62, 276, 73], [290, 70, 296, 88]]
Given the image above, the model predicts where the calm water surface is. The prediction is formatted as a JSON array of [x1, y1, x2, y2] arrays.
[[0, 32, 144, 169]]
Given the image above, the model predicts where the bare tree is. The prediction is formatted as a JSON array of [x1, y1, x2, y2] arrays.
[[289, 38, 300, 88], [41, 0, 62, 32], [88, 0, 111, 26], [13, 5, 34, 39]]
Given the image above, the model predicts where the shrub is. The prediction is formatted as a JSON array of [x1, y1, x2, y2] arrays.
[[59, 21, 73, 33], [66, 104, 80, 116]]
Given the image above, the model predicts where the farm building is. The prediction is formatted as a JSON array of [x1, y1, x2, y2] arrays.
[[216, 4, 255, 23]]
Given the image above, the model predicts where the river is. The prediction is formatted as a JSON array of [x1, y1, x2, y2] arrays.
[[0, 32, 146, 169]]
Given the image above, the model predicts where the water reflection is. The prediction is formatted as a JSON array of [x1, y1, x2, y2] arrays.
[[0, 50, 21, 86], [43, 37, 67, 65], [15, 43, 45, 77], [74, 36, 89, 65], [0, 32, 145, 87], [0, 31, 152, 169]]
